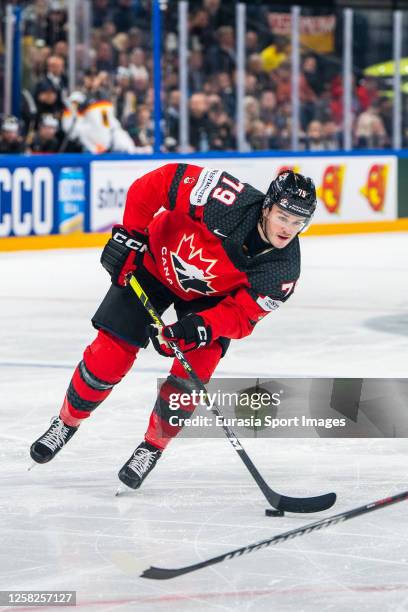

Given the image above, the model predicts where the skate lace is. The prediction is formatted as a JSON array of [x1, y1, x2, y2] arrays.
[[41, 419, 71, 452], [128, 448, 157, 478]]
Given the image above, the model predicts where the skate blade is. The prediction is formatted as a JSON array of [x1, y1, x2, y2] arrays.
[[115, 484, 129, 497]]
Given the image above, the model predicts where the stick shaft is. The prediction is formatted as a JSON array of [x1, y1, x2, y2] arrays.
[[128, 275, 336, 514]]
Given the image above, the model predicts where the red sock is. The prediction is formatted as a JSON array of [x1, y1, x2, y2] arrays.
[[60, 330, 138, 426], [144, 342, 222, 449]]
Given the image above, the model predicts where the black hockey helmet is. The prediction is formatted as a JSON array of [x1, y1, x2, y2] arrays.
[[263, 170, 317, 223]]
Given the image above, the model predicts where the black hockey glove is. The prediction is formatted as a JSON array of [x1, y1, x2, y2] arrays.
[[149, 314, 212, 357], [101, 225, 148, 287]]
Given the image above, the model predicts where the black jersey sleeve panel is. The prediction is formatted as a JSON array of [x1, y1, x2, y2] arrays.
[[168, 163, 188, 209]]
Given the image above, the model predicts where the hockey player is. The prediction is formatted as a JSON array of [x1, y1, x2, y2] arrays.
[[30, 165, 317, 490], [61, 84, 138, 154]]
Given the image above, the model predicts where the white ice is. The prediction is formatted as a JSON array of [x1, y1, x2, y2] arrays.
[[1, 232, 408, 611]]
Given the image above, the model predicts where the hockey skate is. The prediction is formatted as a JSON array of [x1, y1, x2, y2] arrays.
[[30, 417, 79, 464], [118, 441, 162, 490]]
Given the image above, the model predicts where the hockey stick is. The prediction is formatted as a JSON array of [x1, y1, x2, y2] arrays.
[[141, 488, 408, 580], [129, 275, 336, 514]]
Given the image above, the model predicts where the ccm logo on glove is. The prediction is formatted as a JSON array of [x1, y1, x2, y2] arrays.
[[101, 225, 148, 287], [112, 230, 147, 252]]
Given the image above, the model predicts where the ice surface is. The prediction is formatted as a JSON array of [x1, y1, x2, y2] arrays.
[[1, 233, 408, 611]]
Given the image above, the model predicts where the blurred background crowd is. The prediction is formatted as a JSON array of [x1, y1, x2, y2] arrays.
[[0, 0, 402, 154]]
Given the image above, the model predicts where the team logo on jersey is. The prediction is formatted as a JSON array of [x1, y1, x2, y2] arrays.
[[317, 164, 345, 214], [360, 164, 388, 212], [170, 234, 217, 294], [184, 176, 196, 184]]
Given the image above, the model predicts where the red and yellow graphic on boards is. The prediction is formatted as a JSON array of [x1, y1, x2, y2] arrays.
[[360, 164, 388, 212], [317, 165, 345, 213]]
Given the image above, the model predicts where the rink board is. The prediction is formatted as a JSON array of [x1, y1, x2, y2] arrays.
[[0, 151, 407, 250]]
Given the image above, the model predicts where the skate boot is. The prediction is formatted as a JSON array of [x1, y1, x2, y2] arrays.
[[30, 417, 79, 464], [118, 441, 162, 490]]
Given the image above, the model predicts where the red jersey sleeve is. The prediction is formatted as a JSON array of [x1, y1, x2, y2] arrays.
[[123, 163, 203, 232], [198, 287, 272, 340]]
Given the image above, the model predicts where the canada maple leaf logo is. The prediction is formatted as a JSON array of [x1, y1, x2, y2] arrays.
[[170, 234, 217, 295]]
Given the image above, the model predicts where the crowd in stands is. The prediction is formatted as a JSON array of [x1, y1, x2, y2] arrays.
[[0, 0, 396, 155]]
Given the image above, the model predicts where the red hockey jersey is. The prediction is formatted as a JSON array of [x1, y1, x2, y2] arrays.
[[123, 163, 301, 341]]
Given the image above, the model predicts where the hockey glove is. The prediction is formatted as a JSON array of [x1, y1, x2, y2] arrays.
[[149, 314, 212, 357], [101, 225, 148, 287]]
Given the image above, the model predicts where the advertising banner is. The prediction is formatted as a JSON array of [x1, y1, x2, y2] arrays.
[[90, 156, 397, 231], [0, 159, 87, 238]]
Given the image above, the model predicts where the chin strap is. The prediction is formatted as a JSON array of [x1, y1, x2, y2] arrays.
[[258, 218, 271, 245]]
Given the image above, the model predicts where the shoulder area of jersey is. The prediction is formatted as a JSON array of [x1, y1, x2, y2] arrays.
[[189, 166, 263, 208]]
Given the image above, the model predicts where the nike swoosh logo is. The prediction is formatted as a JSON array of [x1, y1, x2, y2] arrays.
[[213, 228, 227, 238]]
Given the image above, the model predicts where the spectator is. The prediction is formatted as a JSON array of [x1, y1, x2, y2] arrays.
[[113, 67, 137, 124], [164, 89, 180, 151], [205, 26, 236, 75], [203, 0, 234, 29], [101, 21, 117, 41], [127, 27, 145, 51], [22, 0, 49, 41], [34, 82, 61, 126], [23, 40, 51, 92], [245, 31, 260, 56], [216, 72, 235, 116], [302, 54, 324, 97], [322, 119, 342, 150], [304, 120, 326, 151], [34, 54, 67, 114], [189, 9, 214, 51], [208, 108, 234, 150], [247, 53, 271, 90], [356, 76, 380, 112], [260, 35, 287, 72], [45, 54, 67, 93], [0, 116, 26, 154], [189, 93, 211, 151], [95, 41, 115, 73], [30, 115, 60, 153], [125, 105, 153, 152], [45, 2, 67, 47], [82, 68, 109, 100], [53, 40, 68, 62], [112, 32, 130, 57], [112, 0, 137, 33], [244, 96, 260, 122], [129, 48, 149, 83], [378, 96, 392, 140], [259, 90, 278, 125], [93, 0, 114, 29], [355, 102, 388, 148], [247, 119, 269, 150], [273, 62, 291, 105], [189, 50, 205, 94], [245, 74, 262, 98], [133, 73, 150, 105]]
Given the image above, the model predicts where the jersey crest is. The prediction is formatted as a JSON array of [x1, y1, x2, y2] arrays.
[[170, 234, 217, 295]]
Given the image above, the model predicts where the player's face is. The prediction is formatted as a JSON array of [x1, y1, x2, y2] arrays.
[[262, 205, 307, 248]]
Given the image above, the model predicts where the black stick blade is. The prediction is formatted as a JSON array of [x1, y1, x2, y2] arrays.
[[276, 491, 336, 514], [141, 566, 192, 580]]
